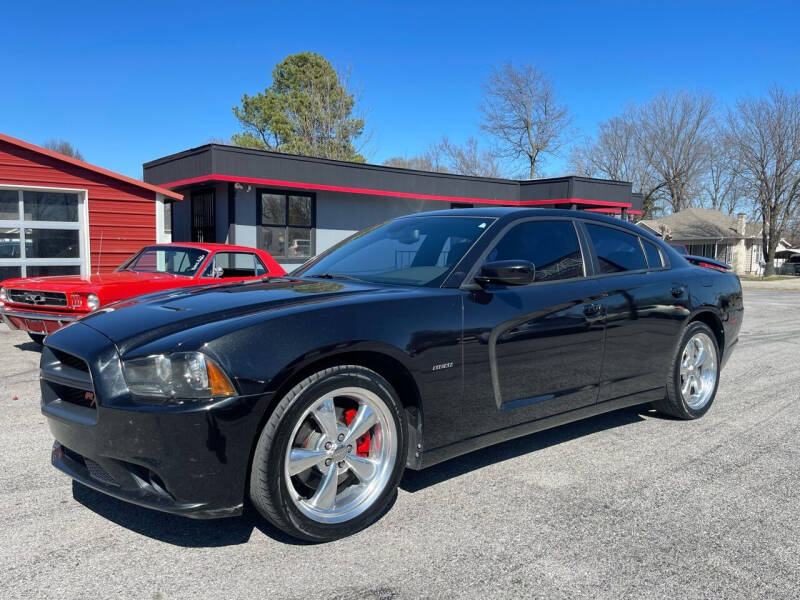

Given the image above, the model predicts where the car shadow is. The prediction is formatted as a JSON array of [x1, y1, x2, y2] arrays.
[[400, 406, 650, 493], [71, 480, 399, 547], [14, 341, 42, 353], [71, 482, 301, 547]]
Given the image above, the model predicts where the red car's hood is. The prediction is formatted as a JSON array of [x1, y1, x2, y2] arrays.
[[1, 271, 185, 291]]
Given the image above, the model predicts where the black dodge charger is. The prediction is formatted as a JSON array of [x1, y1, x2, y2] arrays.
[[40, 208, 743, 541]]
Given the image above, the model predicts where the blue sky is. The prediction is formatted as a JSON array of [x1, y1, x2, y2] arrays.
[[4, 1, 799, 179]]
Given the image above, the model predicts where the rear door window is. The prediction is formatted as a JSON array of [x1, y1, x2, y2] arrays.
[[585, 224, 647, 274]]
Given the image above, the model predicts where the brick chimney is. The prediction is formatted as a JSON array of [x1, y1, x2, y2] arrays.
[[737, 213, 747, 236]]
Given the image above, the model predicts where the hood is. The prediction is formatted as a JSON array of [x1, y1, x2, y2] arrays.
[[1, 271, 181, 291], [76, 277, 386, 351]]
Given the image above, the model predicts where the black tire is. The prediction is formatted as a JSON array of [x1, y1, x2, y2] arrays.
[[28, 333, 45, 345], [249, 365, 407, 542], [653, 321, 720, 419]]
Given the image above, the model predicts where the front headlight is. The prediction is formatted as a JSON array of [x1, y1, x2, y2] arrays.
[[122, 351, 236, 401], [86, 293, 100, 311], [0, 287, 7, 302]]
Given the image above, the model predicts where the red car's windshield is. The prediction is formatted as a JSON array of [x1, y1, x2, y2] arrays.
[[117, 246, 208, 277]]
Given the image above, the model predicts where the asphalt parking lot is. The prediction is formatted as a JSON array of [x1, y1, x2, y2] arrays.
[[1, 289, 798, 599]]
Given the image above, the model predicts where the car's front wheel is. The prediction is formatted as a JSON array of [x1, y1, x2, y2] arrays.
[[654, 321, 720, 419], [249, 365, 407, 542]]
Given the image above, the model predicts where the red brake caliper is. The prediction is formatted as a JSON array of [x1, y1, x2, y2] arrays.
[[343, 408, 371, 457]]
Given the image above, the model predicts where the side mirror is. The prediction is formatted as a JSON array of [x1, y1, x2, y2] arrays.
[[475, 260, 535, 287], [213, 266, 225, 278]]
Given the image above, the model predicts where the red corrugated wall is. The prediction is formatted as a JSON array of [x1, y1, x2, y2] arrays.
[[0, 140, 157, 273]]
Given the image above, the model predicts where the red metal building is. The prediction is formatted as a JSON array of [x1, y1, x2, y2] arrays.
[[0, 134, 182, 280]]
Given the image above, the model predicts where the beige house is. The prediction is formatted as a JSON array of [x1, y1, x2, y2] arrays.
[[638, 208, 790, 276]]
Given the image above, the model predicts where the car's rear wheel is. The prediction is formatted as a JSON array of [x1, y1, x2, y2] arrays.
[[653, 321, 720, 419], [249, 365, 406, 542], [28, 333, 45, 345]]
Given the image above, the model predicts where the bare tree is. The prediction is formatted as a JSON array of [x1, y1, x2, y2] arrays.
[[480, 63, 571, 179], [43, 139, 84, 161], [634, 91, 715, 212], [382, 141, 450, 173], [569, 113, 664, 216], [436, 137, 503, 178], [384, 137, 501, 177], [727, 87, 800, 275], [701, 123, 745, 214]]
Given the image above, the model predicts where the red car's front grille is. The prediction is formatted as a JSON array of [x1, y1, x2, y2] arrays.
[[7, 289, 68, 307]]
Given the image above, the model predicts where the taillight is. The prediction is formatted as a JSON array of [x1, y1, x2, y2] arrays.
[[699, 261, 729, 272]]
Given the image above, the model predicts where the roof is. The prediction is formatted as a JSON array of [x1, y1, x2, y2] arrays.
[[637, 208, 761, 240], [398, 207, 654, 234], [145, 142, 630, 186], [143, 143, 637, 210], [0, 133, 183, 201]]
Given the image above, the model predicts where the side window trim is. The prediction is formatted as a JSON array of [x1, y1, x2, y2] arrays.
[[460, 216, 588, 288]]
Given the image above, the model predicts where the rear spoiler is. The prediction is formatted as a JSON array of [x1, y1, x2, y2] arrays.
[[682, 254, 732, 272]]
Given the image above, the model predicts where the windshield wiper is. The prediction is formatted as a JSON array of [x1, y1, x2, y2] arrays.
[[306, 273, 363, 282]]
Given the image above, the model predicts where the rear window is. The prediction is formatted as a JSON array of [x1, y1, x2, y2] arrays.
[[586, 224, 647, 274]]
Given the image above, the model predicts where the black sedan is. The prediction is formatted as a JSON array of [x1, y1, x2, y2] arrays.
[[40, 208, 743, 542]]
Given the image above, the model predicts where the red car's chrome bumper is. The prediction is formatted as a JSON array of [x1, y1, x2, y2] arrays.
[[1, 305, 79, 335]]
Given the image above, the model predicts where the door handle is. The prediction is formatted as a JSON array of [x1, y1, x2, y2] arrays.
[[583, 303, 602, 317], [671, 287, 684, 298]]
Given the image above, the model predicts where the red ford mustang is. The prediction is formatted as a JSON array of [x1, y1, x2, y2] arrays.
[[0, 243, 285, 343]]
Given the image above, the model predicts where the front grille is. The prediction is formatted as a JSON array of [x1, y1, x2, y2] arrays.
[[60, 446, 119, 487], [50, 348, 89, 373], [54, 383, 96, 408], [7, 289, 68, 307], [40, 346, 96, 418], [84, 458, 119, 487]]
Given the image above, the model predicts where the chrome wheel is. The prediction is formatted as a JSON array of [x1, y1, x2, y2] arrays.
[[679, 331, 717, 410], [284, 386, 398, 524]]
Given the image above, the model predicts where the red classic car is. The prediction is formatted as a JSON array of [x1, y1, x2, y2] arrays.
[[0, 243, 285, 343]]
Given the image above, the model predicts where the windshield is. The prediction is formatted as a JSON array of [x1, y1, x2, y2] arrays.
[[117, 246, 209, 277], [296, 215, 495, 287]]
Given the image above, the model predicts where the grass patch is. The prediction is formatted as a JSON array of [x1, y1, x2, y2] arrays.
[[739, 275, 797, 281]]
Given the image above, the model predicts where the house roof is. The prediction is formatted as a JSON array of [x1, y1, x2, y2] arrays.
[[637, 208, 760, 241], [0, 133, 183, 201]]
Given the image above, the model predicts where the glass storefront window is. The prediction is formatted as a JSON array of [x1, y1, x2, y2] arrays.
[[257, 190, 314, 259], [23, 191, 79, 222], [0, 190, 19, 220], [25, 229, 80, 258], [0, 266, 21, 281], [25, 265, 81, 277], [0, 188, 83, 277], [0, 228, 23, 258]]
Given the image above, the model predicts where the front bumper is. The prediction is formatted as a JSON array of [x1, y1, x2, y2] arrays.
[[1, 305, 77, 335], [41, 322, 271, 519]]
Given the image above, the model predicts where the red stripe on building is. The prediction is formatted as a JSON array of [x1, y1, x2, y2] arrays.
[[158, 174, 633, 209]]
